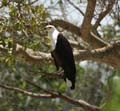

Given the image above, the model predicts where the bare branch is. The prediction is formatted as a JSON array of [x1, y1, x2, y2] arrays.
[[81, 0, 97, 41], [0, 1, 10, 8], [29, 70, 63, 79], [49, 19, 107, 47], [25, 79, 101, 111], [0, 45, 8, 53], [29, 0, 39, 5], [0, 84, 54, 99], [59, 0, 68, 21], [15, 44, 52, 65], [1, 41, 120, 68], [74, 41, 120, 68], [67, 0, 84, 16], [0, 75, 101, 111], [0, 82, 101, 111], [94, 0, 115, 28], [85, 32, 108, 48], [48, 19, 81, 36]]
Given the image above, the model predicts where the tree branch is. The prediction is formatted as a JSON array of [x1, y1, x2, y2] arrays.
[[25, 79, 101, 111], [89, 32, 109, 48], [0, 1, 10, 8], [74, 42, 120, 68], [94, 0, 115, 29], [67, 0, 84, 16], [49, 19, 107, 48], [29, 70, 63, 79], [48, 19, 81, 36], [59, 0, 68, 21], [0, 81, 101, 111], [81, 0, 97, 41], [15, 44, 52, 65], [0, 83, 54, 99], [1, 41, 120, 68]]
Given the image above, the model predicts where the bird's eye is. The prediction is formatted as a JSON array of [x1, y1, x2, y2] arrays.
[[45, 26, 52, 31], [47, 27, 51, 30]]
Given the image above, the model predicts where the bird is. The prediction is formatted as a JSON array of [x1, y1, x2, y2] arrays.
[[45, 25, 76, 90]]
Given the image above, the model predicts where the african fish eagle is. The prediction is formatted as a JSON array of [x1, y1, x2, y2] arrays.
[[46, 25, 76, 90]]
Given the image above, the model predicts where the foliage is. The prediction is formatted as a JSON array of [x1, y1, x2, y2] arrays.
[[0, 0, 120, 111], [101, 22, 120, 41], [102, 70, 120, 111]]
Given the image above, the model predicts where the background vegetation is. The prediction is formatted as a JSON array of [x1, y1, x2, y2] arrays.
[[0, 0, 120, 111]]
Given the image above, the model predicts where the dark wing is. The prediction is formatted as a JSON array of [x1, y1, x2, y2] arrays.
[[55, 33, 76, 89], [51, 50, 61, 70]]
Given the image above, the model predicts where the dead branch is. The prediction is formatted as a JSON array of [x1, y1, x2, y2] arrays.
[[88, 31, 109, 49], [0, 80, 101, 111], [19, 41, 120, 68], [0, 83, 54, 99], [49, 19, 107, 48], [94, 0, 115, 29], [48, 19, 81, 36], [29, 70, 63, 79], [74, 41, 120, 68], [15, 44, 52, 65], [81, 0, 96, 41], [1, 41, 120, 68], [67, 0, 84, 16], [59, 0, 68, 21], [25, 79, 101, 111]]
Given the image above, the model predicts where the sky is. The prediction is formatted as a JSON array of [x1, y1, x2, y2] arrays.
[[0, 0, 119, 26], [34, 0, 118, 26], [0, 0, 119, 71]]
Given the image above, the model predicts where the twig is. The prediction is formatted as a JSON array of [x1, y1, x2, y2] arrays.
[[48, 19, 81, 36], [94, 0, 115, 28], [59, 0, 68, 21], [0, 0, 10, 8], [81, 0, 97, 41], [0, 82, 101, 111], [90, 32, 109, 45], [0, 84, 54, 99], [29, 70, 63, 79], [29, 0, 39, 5], [25, 79, 101, 111], [15, 44, 52, 65], [1, 41, 120, 68], [67, 0, 84, 16], [74, 41, 120, 68]]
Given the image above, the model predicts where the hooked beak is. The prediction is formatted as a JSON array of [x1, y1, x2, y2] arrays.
[[44, 26, 49, 34], [45, 26, 51, 31]]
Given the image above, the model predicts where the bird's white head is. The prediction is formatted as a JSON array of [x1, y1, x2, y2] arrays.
[[45, 25, 56, 34], [45, 25, 59, 49]]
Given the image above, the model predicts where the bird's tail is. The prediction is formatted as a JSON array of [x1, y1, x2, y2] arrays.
[[66, 78, 75, 90]]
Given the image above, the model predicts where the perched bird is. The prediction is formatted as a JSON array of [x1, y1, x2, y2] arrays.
[[46, 25, 76, 89]]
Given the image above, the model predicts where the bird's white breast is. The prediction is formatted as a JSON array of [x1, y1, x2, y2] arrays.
[[48, 29, 59, 49]]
